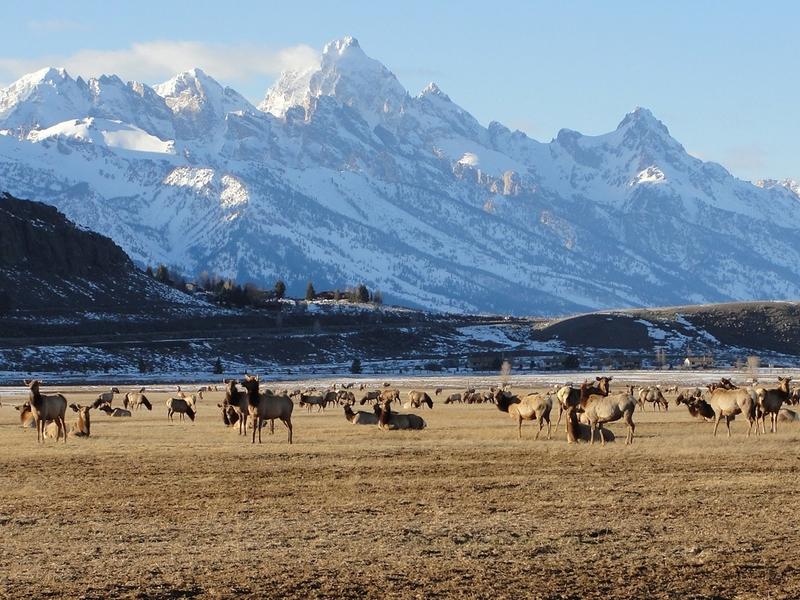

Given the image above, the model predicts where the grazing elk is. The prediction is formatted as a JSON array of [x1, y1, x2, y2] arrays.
[[675, 390, 715, 421], [495, 389, 553, 440], [241, 375, 293, 444], [406, 390, 434, 409], [755, 377, 792, 434], [166, 397, 195, 422], [344, 404, 379, 425], [374, 401, 426, 430], [359, 390, 381, 405], [579, 382, 636, 445], [25, 380, 67, 444], [299, 393, 326, 412], [379, 389, 401, 404], [444, 393, 461, 404], [638, 386, 668, 411], [123, 387, 152, 411]]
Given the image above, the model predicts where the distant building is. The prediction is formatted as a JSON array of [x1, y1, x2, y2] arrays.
[[683, 356, 714, 369], [467, 352, 504, 371], [532, 355, 567, 371]]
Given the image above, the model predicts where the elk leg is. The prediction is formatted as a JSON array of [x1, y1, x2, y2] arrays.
[[590, 423, 595, 445], [556, 404, 563, 428], [270, 419, 275, 435], [726, 415, 732, 438], [518, 415, 523, 439], [713, 413, 722, 437], [283, 417, 293, 444], [546, 417, 552, 440], [534, 417, 542, 441], [598, 424, 606, 446]]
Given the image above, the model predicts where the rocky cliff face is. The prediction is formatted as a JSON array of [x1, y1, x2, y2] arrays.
[[0, 193, 200, 311]]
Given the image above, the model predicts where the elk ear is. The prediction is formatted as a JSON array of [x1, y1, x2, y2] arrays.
[[595, 377, 601, 381], [69, 403, 79, 412]]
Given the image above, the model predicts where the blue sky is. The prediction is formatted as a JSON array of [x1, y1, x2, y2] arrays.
[[2, 0, 797, 181]]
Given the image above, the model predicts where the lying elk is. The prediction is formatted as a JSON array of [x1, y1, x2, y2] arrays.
[[344, 404, 379, 425], [755, 376, 792, 434], [374, 401, 426, 430], [579, 382, 636, 445], [45, 403, 91, 439], [25, 380, 67, 444], [241, 375, 293, 444], [15, 402, 35, 428], [123, 388, 152, 411], [405, 391, 433, 409], [98, 403, 131, 417], [495, 389, 552, 440]]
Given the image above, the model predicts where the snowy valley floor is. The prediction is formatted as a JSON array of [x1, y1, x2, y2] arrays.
[[1, 378, 799, 599]]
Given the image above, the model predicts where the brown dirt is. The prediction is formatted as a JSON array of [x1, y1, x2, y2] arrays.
[[1, 382, 799, 599]]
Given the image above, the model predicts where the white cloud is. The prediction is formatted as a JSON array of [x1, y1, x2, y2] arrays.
[[0, 40, 320, 87]]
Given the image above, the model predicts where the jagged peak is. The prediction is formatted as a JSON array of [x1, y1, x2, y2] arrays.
[[418, 82, 450, 101], [616, 106, 670, 136], [322, 35, 362, 58]]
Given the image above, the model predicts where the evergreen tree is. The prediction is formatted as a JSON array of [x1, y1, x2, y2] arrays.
[[305, 281, 316, 301], [154, 264, 170, 284], [145, 265, 154, 277], [356, 283, 369, 303], [212, 357, 223, 375], [274, 279, 286, 299], [350, 358, 362, 374]]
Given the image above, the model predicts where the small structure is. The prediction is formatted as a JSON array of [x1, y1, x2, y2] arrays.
[[683, 355, 714, 369]]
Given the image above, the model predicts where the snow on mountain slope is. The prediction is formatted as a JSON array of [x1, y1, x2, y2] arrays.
[[0, 36, 798, 315]]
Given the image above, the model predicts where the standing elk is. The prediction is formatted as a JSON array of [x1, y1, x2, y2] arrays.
[[707, 386, 756, 437], [25, 380, 67, 444], [638, 386, 668, 411], [675, 390, 715, 421], [406, 391, 434, 409], [241, 375, 293, 444], [495, 389, 553, 440], [555, 376, 613, 428], [223, 379, 249, 435], [93, 387, 120, 407], [123, 387, 152, 411], [166, 397, 195, 422], [755, 376, 792, 434], [579, 382, 636, 445]]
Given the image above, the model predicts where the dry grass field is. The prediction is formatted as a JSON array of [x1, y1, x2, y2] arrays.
[[1, 379, 800, 599]]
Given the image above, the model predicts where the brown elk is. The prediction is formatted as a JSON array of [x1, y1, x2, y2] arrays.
[[579, 382, 636, 445], [755, 377, 792, 434], [495, 390, 552, 440], [25, 380, 67, 444], [241, 375, 293, 444]]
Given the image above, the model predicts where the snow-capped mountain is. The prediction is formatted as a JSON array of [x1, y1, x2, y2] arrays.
[[0, 36, 798, 315]]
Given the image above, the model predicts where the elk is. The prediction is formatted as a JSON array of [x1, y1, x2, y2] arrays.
[[299, 393, 326, 412], [223, 379, 249, 434], [344, 404, 379, 425], [555, 376, 612, 428], [638, 386, 668, 411], [379, 388, 401, 404], [98, 403, 131, 417], [241, 375, 293, 444], [45, 403, 91, 439], [166, 397, 195, 422], [675, 390, 715, 421], [359, 390, 381, 405], [434, 387, 443, 396], [124, 387, 152, 411], [93, 387, 120, 407], [755, 377, 792, 434], [495, 390, 552, 440], [373, 401, 426, 430], [25, 380, 67, 444], [707, 386, 756, 437], [14, 403, 35, 428], [579, 382, 636, 445], [444, 393, 461, 404], [406, 391, 434, 409]]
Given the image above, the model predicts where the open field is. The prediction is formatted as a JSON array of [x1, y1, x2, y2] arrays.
[[2, 378, 800, 599]]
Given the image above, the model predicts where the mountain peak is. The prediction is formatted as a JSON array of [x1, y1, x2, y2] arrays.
[[322, 35, 362, 57], [616, 106, 670, 136], [418, 82, 450, 101]]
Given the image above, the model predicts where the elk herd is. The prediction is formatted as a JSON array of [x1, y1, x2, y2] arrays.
[[6, 374, 800, 448]]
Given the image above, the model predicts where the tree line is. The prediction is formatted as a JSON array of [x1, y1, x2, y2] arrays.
[[145, 264, 384, 308]]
